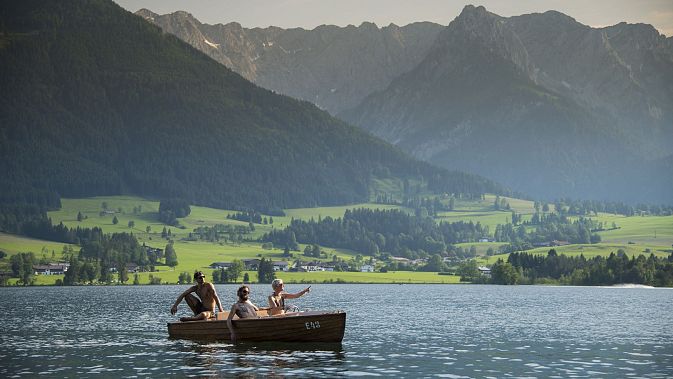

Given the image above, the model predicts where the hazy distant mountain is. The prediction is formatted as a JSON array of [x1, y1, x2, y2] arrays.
[[136, 6, 672, 203], [340, 5, 673, 202], [135, 9, 443, 115], [0, 0, 506, 210]]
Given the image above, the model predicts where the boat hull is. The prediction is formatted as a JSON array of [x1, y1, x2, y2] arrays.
[[167, 310, 346, 343]]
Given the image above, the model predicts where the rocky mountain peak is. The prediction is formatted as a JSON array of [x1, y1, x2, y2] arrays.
[[604, 22, 665, 49], [539, 10, 579, 24], [135, 8, 158, 20], [172, 10, 196, 20], [358, 21, 379, 30], [452, 5, 501, 32], [441, 5, 533, 79], [139, 10, 443, 114]]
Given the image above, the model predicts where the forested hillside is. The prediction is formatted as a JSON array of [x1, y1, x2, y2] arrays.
[[0, 0, 507, 212]]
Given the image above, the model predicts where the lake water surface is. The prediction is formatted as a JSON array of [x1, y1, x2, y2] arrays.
[[1, 284, 672, 377]]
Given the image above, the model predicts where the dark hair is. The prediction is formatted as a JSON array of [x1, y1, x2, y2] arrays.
[[193, 271, 205, 280], [237, 285, 250, 298]]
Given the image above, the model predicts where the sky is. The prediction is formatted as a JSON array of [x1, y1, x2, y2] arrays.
[[113, 0, 673, 37]]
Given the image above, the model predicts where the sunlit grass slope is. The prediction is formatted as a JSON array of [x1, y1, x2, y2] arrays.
[[1, 195, 670, 285]]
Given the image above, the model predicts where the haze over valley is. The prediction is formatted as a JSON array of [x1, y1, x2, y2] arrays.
[[138, 5, 673, 203]]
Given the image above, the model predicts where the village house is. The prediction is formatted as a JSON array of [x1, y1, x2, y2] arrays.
[[478, 266, 491, 276], [144, 246, 163, 255], [242, 259, 260, 270], [272, 261, 290, 272], [210, 262, 233, 270], [390, 256, 411, 264], [322, 263, 336, 272], [298, 261, 325, 272], [126, 263, 140, 273], [410, 259, 427, 266], [33, 263, 69, 275], [360, 264, 375, 273]]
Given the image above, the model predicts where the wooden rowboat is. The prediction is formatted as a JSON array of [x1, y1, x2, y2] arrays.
[[167, 310, 346, 343]]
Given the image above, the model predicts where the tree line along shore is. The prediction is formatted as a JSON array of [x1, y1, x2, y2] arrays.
[[1, 196, 671, 287]]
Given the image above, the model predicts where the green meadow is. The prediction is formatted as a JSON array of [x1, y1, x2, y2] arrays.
[[120, 269, 460, 285], [435, 194, 538, 230], [1, 195, 671, 285], [0, 232, 75, 256], [478, 243, 672, 265]]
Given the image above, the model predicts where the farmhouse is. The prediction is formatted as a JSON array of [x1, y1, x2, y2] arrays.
[[272, 261, 290, 272], [296, 261, 325, 272], [360, 264, 375, 272], [144, 246, 163, 255], [390, 256, 411, 264], [33, 263, 69, 275], [242, 259, 260, 270], [478, 266, 491, 276], [210, 262, 232, 270], [322, 263, 336, 272]]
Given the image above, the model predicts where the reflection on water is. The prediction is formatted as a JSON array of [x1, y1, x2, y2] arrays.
[[1, 284, 672, 377], [177, 341, 345, 377]]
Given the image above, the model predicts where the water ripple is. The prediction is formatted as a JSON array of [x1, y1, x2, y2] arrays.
[[1, 285, 672, 377]]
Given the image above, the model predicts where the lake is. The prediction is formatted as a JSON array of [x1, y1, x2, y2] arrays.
[[1, 284, 672, 377]]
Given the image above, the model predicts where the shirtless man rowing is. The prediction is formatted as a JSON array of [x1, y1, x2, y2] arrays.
[[170, 271, 224, 322]]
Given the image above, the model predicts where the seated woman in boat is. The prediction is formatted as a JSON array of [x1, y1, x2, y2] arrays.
[[227, 285, 269, 342], [268, 279, 311, 316]]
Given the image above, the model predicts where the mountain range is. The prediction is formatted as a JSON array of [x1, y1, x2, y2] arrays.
[[0, 0, 504, 211], [135, 8, 443, 115], [140, 5, 673, 203]]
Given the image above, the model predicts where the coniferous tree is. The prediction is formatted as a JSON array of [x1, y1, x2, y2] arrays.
[[257, 258, 276, 283], [117, 259, 129, 284], [10, 252, 35, 286], [165, 243, 178, 269]]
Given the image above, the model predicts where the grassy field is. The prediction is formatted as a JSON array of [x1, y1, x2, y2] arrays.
[[435, 194, 539, 230], [478, 243, 672, 265], [1, 195, 670, 285], [580, 213, 673, 246], [6, 269, 461, 286], [0, 232, 75, 272]]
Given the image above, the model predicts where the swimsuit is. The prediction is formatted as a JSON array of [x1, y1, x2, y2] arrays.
[[270, 293, 285, 310]]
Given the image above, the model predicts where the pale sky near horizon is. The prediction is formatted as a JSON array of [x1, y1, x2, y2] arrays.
[[113, 0, 673, 36]]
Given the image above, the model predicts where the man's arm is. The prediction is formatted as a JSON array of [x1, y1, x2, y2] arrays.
[[170, 285, 196, 314], [252, 303, 270, 312], [210, 283, 224, 312], [227, 304, 238, 342], [283, 286, 310, 300]]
